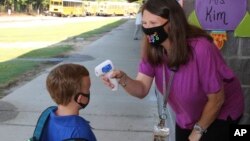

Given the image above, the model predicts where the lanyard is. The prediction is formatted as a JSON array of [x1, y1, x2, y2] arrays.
[[156, 64, 175, 120]]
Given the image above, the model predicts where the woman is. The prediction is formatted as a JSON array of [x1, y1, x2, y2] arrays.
[[102, 0, 244, 141]]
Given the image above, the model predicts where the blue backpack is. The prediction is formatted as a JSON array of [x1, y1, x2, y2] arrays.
[[28, 106, 88, 141]]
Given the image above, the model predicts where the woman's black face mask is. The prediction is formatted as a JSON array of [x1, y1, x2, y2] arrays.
[[74, 93, 90, 109], [142, 21, 169, 47]]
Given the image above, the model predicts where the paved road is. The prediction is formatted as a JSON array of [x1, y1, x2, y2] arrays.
[[0, 19, 175, 141]]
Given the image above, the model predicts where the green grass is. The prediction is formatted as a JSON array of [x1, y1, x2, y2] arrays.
[[0, 60, 39, 87], [78, 18, 127, 38], [0, 18, 127, 62], [19, 45, 72, 58], [0, 47, 35, 62], [0, 45, 73, 88], [0, 18, 128, 96], [0, 18, 125, 42]]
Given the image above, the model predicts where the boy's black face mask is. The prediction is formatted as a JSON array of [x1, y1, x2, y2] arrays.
[[142, 21, 169, 47], [74, 93, 90, 109]]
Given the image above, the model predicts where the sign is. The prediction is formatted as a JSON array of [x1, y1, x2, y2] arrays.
[[195, 0, 247, 30], [210, 31, 227, 49]]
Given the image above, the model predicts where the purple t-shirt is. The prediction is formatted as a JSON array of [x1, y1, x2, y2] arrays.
[[139, 37, 244, 129]]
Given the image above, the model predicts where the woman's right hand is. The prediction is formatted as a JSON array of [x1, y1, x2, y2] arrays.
[[101, 70, 125, 89]]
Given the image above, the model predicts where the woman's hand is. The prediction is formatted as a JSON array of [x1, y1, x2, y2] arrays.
[[101, 69, 125, 89], [101, 70, 153, 99], [188, 130, 202, 141]]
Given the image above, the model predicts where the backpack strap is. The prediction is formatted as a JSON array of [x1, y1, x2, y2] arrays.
[[32, 106, 57, 141]]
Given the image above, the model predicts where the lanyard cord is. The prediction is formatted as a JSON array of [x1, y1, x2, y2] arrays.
[[159, 64, 175, 120], [158, 47, 175, 120], [163, 65, 175, 107]]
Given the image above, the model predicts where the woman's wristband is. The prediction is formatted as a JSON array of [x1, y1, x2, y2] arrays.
[[193, 123, 207, 135]]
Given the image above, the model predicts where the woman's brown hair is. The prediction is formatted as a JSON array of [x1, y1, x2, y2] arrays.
[[46, 63, 89, 105], [141, 0, 213, 68]]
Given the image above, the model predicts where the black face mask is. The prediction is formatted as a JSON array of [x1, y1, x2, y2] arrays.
[[74, 93, 90, 109], [142, 21, 169, 47]]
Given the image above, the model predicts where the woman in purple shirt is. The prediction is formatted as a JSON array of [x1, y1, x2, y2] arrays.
[[103, 0, 244, 140]]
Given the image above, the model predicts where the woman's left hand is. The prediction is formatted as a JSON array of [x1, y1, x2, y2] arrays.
[[188, 130, 202, 141]]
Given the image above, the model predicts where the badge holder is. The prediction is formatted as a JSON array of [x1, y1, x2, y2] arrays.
[[153, 111, 170, 141]]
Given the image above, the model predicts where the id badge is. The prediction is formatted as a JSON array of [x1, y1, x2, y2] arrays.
[[153, 125, 169, 141]]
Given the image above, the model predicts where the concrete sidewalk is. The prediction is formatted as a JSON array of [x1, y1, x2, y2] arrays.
[[0, 19, 175, 141]]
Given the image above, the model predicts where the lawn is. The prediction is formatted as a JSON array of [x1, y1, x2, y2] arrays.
[[0, 17, 128, 96], [0, 17, 126, 62], [0, 17, 124, 42]]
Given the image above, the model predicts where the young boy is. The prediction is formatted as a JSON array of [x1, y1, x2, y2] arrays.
[[41, 63, 96, 141]]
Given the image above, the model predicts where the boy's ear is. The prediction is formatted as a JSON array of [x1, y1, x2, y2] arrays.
[[76, 94, 82, 103], [74, 93, 82, 103]]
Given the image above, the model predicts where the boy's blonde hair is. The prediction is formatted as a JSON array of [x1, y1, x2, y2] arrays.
[[46, 64, 89, 105]]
